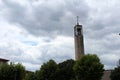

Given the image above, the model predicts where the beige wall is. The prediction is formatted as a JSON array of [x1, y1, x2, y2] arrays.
[[102, 70, 112, 80]]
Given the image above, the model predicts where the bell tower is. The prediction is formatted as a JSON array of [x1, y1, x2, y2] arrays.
[[74, 16, 84, 60]]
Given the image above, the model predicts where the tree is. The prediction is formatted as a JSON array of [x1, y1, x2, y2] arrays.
[[25, 72, 36, 80], [74, 54, 104, 80], [110, 66, 120, 80], [57, 59, 75, 80], [0, 63, 25, 80], [38, 59, 58, 80], [0, 63, 13, 80], [15, 63, 26, 80]]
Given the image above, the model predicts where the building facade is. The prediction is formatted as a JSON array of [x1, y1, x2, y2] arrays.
[[74, 23, 84, 60], [102, 70, 112, 80]]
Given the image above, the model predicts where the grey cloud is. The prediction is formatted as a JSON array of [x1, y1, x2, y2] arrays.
[[100, 53, 119, 69], [37, 42, 74, 63], [0, 42, 23, 59], [84, 0, 120, 40], [0, 41, 41, 66], [2, 0, 89, 37], [0, 36, 74, 71]]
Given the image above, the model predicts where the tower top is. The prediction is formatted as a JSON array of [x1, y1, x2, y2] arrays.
[[77, 16, 79, 25]]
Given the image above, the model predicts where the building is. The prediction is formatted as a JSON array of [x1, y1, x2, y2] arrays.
[[74, 21, 84, 60], [0, 58, 9, 64], [102, 70, 112, 80]]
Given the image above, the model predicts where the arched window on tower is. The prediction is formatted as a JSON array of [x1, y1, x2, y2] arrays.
[[77, 28, 81, 35]]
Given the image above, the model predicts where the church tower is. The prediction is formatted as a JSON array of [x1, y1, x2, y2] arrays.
[[74, 17, 84, 60]]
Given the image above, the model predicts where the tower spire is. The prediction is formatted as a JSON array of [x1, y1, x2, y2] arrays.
[[77, 16, 79, 25]]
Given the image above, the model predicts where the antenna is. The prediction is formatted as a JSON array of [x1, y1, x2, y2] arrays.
[[77, 16, 79, 25]]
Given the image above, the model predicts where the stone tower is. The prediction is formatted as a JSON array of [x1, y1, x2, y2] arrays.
[[74, 20, 84, 60]]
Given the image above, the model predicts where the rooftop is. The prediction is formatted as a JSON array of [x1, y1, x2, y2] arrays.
[[0, 58, 9, 62]]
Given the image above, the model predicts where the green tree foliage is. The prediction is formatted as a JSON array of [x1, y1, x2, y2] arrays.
[[34, 70, 40, 80], [110, 66, 120, 80], [0, 63, 25, 80], [25, 72, 36, 80], [0, 63, 14, 80], [38, 59, 58, 80], [57, 59, 75, 80], [74, 54, 104, 80], [15, 63, 26, 80]]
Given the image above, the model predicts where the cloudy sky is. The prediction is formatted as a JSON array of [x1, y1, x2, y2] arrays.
[[0, 0, 120, 71]]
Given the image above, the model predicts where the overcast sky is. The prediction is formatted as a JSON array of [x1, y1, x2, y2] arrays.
[[0, 0, 120, 71]]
